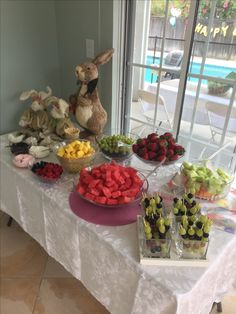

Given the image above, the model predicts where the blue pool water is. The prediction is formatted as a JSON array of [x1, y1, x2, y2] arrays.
[[145, 56, 236, 85]]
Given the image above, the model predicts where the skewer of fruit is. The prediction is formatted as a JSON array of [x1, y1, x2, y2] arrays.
[[172, 193, 201, 219]]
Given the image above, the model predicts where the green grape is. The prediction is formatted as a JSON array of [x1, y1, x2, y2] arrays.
[[159, 224, 166, 234], [180, 204, 187, 213], [156, 217, 164, 226], [164, 216, 171, 226], [150, 198, 156, 207], [173, 207, 179, 215], [196, 229, 203, 237], [188, 227, 195, 236], [145, 232, 152, 240], [144, 224, 151, 233], [176, 200, 182, 208], [190, 206, 197, 215], [181, 215, 188, 223], [202, 237, 208, 242], [203, 225, 210, 233], [190, 215, 197, 222], [200, 215, 208, 224], [155, 195, 161, 204], [179, 226, 186, 236]]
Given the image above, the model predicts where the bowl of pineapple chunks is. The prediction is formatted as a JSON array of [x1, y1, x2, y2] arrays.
[[54, 140, 96, 173]]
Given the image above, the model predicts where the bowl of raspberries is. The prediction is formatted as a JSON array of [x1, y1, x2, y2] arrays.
[[31, 161, 63, 183], [132, 132, 185, 165]]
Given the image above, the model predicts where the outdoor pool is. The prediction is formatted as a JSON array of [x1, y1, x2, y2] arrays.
[[145, 56, 236, 85]]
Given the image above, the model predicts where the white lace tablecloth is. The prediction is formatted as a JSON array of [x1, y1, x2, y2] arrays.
[[1, 135, 236, 314]]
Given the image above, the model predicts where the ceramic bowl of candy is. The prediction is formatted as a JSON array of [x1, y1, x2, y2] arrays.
[[31, 161, 63, 183], [96, 132, 137, 162], [132, 132, 185, 165], [54, 140, 96, 173], [180, 161, 234, 201], [74, 162, 149, 207], [176, 214, 212, 259]]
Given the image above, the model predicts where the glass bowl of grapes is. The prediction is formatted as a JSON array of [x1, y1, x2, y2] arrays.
[[96, 131, 137, 162]]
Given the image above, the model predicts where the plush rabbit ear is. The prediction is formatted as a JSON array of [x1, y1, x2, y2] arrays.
[[92, 48, 114, 66], [39, 86, 52, 100], [19, 90, 37, 101]]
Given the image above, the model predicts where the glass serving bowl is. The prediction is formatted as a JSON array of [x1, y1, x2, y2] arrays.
[[180, 161, 234, 201], [133, 152, 184, 166], [53, 140, 96, 173], [31, 161, 63, 183], [96, 131, 138, 162], [74, 167, 149, 208]]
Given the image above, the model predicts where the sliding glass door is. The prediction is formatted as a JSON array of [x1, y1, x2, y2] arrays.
[[123, 0, 236, 171]]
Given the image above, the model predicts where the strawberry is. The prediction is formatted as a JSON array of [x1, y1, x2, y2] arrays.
[[142, 153, 149, 160], [138, 147, 148, 157], [148, 151, 157, 160], [132, 144, 139, 153], [168, 142, 176, 150], [137, 138, 147, 148], [174, 145, 185, 155], [147, 142, 158, 152], [147, 133, 158, 143], [167, 149, 174, 157], [169, 154, 180, 161], [162, 132, 173, 140], [159, 139, 168, 148], [156, 154, 166, 162], [158, 147, 167, 156]]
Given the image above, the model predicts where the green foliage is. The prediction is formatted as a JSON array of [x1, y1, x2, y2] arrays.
[[207, 72, 235, 95], [151, 0, 236, 19]]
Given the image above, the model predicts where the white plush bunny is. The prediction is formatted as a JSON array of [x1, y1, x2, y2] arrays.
[[48, 97, 77, 138], [19, 86, 52, 131]]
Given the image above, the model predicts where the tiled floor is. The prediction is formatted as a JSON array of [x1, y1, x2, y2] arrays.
[[1, 210, 236, 314], [0, 211, 109, 314]]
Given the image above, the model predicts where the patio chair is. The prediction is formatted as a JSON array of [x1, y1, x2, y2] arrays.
[[206, 101, 236, 143], [164, 50, 183, 79], [138, 89, 172, 129]]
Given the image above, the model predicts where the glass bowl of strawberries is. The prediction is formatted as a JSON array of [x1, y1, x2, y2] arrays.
[[74, 162, 149, 207], [31, 161, 63, 183], [132, 132, 185, 165]]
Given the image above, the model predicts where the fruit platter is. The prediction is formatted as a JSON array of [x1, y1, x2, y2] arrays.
[[137, 192, 212, 266], [180, 161, 233, 200], [132, 132, 185, 165], [74, 162, 148, 207], [96, 133, 135, 161]]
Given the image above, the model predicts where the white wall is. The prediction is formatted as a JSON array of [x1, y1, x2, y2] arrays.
[[0, 0, 114, 134], [55, 0, 114, 130], [0, 0, 61, 134]]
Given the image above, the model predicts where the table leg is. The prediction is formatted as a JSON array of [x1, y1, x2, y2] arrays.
[[211, 301, 223, 313], [7, 216, 13, 227], [216, 302, 222, 313]]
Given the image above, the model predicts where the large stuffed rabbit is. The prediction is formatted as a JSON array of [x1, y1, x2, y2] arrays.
[[71, 48, 114, 136]]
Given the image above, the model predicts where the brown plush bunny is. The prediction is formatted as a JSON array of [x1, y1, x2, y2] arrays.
[[73, 48, 114, 136]]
